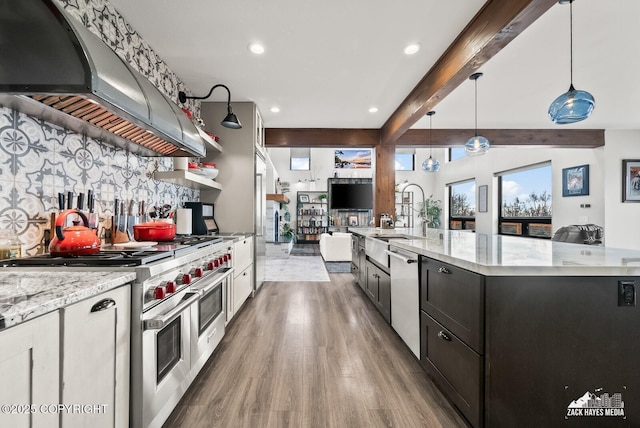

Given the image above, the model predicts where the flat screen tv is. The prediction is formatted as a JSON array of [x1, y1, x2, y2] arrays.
[[329, 183, 373, 210]]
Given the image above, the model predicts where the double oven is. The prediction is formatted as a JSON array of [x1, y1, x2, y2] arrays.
[[5, 235, 234, 428], [133, 241, 234, 428]]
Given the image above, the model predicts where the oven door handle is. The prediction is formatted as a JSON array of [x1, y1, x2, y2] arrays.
[[143, 292, 199, 330], [191, 267, 234, 295]]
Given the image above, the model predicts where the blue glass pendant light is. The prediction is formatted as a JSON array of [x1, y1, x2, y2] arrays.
[[464, 72, 490, 156], [548, 0, 595, 124], [422, 111, 440, 172]]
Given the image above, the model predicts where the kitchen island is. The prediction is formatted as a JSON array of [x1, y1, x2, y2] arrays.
[[350, 228, 640, 428]]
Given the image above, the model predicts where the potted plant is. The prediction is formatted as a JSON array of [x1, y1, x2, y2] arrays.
[[418, 196, 442, 229], [280, 223, 296, 243], [318, 193, 328, 203]]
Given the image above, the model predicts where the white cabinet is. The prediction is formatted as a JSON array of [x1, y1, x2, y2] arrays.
[[61, 285, 130, 428], [233, 265, 253, 314], [226, 237, 254, 323], [0, 312, 60, 428]]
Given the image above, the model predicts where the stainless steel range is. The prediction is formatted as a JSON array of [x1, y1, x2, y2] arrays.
[[5, 235, 234, 428]]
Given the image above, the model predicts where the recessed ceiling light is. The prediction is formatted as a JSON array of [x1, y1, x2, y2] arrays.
[[368, 107, 378, 113], [248, 42, 265, 55], [403, 43, 421, 55], [270, 106, 280, 113]]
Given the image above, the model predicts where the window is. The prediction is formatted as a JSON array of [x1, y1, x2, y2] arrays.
[[449, 180, 476, 231], [449, 147, 466, 162], [395, 153, 415, 171], [498, 163, 552, 239], [290, 148, 310, 171]]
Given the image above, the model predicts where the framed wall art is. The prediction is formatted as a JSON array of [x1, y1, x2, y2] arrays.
[[562, 164, 589, 197], [334, 149, 372, 169], [299, 194, 310, 203], [478, 185, 488, 213], [348, 215, 359, 226], [622, 159, 640, 202]]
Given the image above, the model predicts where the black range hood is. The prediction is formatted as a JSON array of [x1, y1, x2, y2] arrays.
[[0, 0, 206, 158]]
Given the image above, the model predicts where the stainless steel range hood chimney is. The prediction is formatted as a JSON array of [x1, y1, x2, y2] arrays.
[[0, 0, 206, 158]]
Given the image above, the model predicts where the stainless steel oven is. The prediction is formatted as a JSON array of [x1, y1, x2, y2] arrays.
[[190, 266, 233, 375], [142, 286, 197, 428]]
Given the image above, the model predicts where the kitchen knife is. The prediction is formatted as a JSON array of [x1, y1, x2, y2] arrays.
[[58, 193, 65, 212], [67, 191, 73, 209], [127, 199, 135, 238], [87, 190, 94, 212], [140, 200, 146, 222], [114, 198, 120, 232], [77, 193, 84, 211], [120, 200, 126, 233]]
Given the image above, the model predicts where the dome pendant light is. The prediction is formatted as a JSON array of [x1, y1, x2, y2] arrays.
[[422, 111, 440, 172], [464, 72, 490, 156], [548, 0, 595, 124]]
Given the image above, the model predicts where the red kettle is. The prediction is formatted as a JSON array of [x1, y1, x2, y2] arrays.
[[49, 209, 101, 257]]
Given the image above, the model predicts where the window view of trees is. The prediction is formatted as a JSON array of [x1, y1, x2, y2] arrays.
[[499, 164, 552, 238], [449, 180, 476, 231], [450, 181, 476, 216], [501, 190, 552, 217]]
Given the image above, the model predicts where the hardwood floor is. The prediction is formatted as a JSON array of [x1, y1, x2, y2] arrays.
[[163, 274, 468, 428]]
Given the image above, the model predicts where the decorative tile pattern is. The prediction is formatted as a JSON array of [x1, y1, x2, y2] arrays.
[[0, 0, 202, 256]]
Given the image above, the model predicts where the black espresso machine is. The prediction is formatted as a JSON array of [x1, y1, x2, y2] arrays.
[[184, 202, 219, 235]]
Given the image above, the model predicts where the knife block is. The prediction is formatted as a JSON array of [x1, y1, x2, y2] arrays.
[[111, 216, 130, 244]]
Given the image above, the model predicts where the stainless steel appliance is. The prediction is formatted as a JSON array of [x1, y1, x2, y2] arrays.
[[387, 247, 420, 358], [4, 235, 233, 428], [255, 151, 266, 290]]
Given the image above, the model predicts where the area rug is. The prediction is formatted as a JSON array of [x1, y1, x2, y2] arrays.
[[324, 261, 352, 273], [289, 244, 321, 256], [265, 256, 330, 282]]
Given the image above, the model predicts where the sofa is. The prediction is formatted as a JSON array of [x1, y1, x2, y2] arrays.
[[319, 232, 352, 262]]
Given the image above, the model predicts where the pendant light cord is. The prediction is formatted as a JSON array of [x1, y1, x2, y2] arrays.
[[429, 113, 433, 157], [474, 77, 478, 137], [569, 0, 574, 86]]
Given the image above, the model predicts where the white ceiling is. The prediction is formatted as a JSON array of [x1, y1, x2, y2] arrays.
[[109, 0, 639, 132]]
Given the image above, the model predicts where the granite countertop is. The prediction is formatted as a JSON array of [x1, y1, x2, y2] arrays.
[[349, 227, 640, 276], [0, 271, 136, 330]]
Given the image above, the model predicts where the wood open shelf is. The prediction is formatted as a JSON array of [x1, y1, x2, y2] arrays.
[[266, 193, 289, 204]]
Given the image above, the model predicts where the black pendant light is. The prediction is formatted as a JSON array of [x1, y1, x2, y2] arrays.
[[548, 0, 595, 124], [179, 84, 242, 129], [422, 111, 440, 172]]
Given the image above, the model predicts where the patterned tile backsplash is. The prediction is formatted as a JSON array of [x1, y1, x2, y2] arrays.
[[0, 0, 202, 256]]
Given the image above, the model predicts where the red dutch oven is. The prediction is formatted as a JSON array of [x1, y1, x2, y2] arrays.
[[49, 209, 101, 257], [133, 221, 176, 241]]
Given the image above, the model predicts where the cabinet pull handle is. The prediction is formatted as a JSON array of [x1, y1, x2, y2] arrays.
[[91, 298, 116, 313], [438, 266, 450, 274], [437, 331, 452, 342]]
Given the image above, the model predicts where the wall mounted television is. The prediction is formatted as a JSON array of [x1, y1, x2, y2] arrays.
[[329, 182, 373, 210]]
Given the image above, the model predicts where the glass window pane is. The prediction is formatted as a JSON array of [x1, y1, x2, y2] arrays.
[[290, 157, 310, 170], [450, 181, 476, 217], [500, 165, 552, 218], [395, 153, 415, 170], [449, 147, 466, 161]]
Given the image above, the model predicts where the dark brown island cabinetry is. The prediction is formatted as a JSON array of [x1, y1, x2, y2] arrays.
[[366, 259, 391, 324], [420, 256, 640, 427], [351, 234, 366, 291], [420, 257, 484, 428]]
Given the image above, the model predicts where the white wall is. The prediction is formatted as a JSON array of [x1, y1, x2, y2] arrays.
[[604, 130, 640, 249]]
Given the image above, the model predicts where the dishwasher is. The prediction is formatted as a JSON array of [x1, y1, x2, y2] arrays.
[[386, 247, 420, 358]]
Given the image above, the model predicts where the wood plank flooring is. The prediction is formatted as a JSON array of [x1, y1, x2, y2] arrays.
[[163, 274, 468, 427]]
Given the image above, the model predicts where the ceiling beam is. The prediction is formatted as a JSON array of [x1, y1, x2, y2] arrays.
[[265, 128, 379, 148], [397, 129, 605, 148], [380, 0, 558, 146], [265, 127, 605, 149]]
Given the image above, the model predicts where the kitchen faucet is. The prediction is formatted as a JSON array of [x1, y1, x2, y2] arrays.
[[401, 183, 428, 235]]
